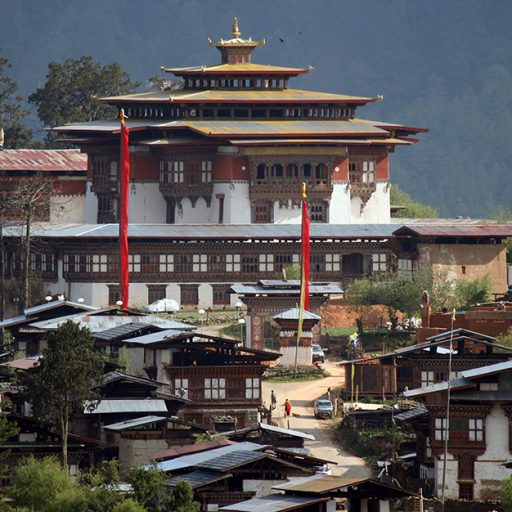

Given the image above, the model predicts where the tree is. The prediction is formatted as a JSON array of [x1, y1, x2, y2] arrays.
[[126, 465, 169, 512], [390, 185, 438, 218], [6, 174, 53, 310], [9, 456, 82, 511], [502, 475, 512, 512], [113, 500, 148, 512], [168, 480, 200, 512], [0, 53, 33, 148], [29, 56, 138, 146], [22, 321, 105, 470]]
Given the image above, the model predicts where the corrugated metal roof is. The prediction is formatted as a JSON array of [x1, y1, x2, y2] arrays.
[[98, 371, 161, 388], [395, 224, 512, 237], [155, 442, 266, 472], [402, 378, 473, 398], [197, 450, 266, 472], [259, 422, 315, 440], [186, 120, 388, 137], [98, 88, 374, 104], [1, 223, 400, 240], [462, 359, 512, 379], [394, 406, 428, 422], [231, 137, 412, 146], [92, 322, 155, 341], [220, 494, 328, 511], [152, 439, 234, 461], [0, 357, 40, 370], [232, 283, 343, 295], [84, 399, 168, 414], [0, 149, 87, 172], [426, 328, 496, 342], [29, 311, 195, 333], [164, 470, 231, 489], [0, 314, 30, 329], [53, 119, 185, 133], [24, 300, 97, 316], [103, 415, 166, 431], [121, 328, 191, 345], [273, 308, 322, 321]]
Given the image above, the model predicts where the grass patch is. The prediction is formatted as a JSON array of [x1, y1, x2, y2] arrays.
[[263, 365, 329, 382]]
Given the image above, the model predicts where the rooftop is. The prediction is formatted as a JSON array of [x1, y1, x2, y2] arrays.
[[0, 149, 87, 172]]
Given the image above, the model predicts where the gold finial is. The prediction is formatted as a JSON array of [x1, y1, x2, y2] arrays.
[[232, 17, 241, 38]]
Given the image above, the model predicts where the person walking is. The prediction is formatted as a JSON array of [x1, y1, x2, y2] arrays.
[[284, 398, 292, 417]]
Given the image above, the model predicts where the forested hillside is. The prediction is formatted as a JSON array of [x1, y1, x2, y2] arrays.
[[1, 0, 511, 217]]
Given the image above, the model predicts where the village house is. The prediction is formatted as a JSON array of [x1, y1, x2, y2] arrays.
[[402, 359, 512, 501], [121, 331, 280, 429], [342, 328, 512, 398]]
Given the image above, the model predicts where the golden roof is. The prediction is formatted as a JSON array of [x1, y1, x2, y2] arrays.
[[161, 63, 310, 76], [99, 88, 376, 105]]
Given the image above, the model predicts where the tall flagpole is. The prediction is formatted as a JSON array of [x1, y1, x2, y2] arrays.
[[441, 309, 455, 510], [294, 182, 310, 379], [119, 109, 130, 309]]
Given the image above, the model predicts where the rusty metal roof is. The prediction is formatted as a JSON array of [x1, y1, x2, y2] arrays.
[[395, 224, 512, 237], [273, 474, 368, 493], [0, 149, 87, 172], [99, 88, 375, 105], [162, 63, 310, 75]]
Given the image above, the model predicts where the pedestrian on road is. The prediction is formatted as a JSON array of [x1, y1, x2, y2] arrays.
[[271, 390, 277, 409], [284, 398, 292, 417]]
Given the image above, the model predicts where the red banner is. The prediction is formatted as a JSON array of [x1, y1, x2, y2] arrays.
[[300, 183, 310, 311], [120, 110, 130, 308]]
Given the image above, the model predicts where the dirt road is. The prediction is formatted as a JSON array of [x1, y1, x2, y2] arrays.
[[262, 361, 371, 479]]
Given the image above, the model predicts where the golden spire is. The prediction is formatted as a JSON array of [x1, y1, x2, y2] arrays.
[[232, 17, 241, 38]]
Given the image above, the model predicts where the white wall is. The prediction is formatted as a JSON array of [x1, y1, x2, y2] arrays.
[[84, 183, 98, 223], [435, 453, 458, 500], [274, 200, 301, 224], [280, 345, 312, 366], [329, 183, 351, 224], [129, 183, 166, 223], [211, 181, 251, 224], [474, 404, 512, 500], [350, 182, 390, 224], [177, 197, 210, 224]]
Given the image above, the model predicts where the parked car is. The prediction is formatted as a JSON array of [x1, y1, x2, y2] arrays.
[[144, 298, 179, 313], [314, 398, 333, 419], [312, 344, 325, 363], [313, 463, 332, 475]]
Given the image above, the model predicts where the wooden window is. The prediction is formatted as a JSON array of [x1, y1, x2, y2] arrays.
[[480, 381, 498, 391], [97, 195, 118, 223], [208, 254, 225, 273], [254, 202, 271, 223], [315, 163, 328, 180], [159, 254, 174, 273], [245, 378, 260, 399], [180, 285, 198, 306], [174, 378, 189, 399], [325, 254, 340, 272], [226, 254, 240, 272], [310, 202, 327, 223], [204, 378, 225, 399], [421, 371, 434, 386], [201, 160, 212, 182], [212, 285, 231, 305], [398, 258, 414, 273], [108, 285, 121, 305], [274, 254, 292, 273], [349, 158, 376, 184], [468, 418, 484, 441], [218, 195, 224, 224], [147, 285, 166, 304], [241, 255, 258, 273], [434, 417, 448, 441], [271, 163, 283, 177], [175, 254, 193, 273], [192, 254, 207, 272], [172, 161, 184, 183], [256, 164, 266, 180], [128, 254, 141, 273], [372, 253, 387, 272], [259, 254, 274, 272], [459, 484, 474, 501], [91, 254, 108, 273], [286, 163, 299, 178], [311, 254, 325, 273]]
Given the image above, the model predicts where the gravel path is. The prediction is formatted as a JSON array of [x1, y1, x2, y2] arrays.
[[262, 360, 371, 479]]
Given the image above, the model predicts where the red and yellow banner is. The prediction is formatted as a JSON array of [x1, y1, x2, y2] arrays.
[[119, 109, 130, 308]]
